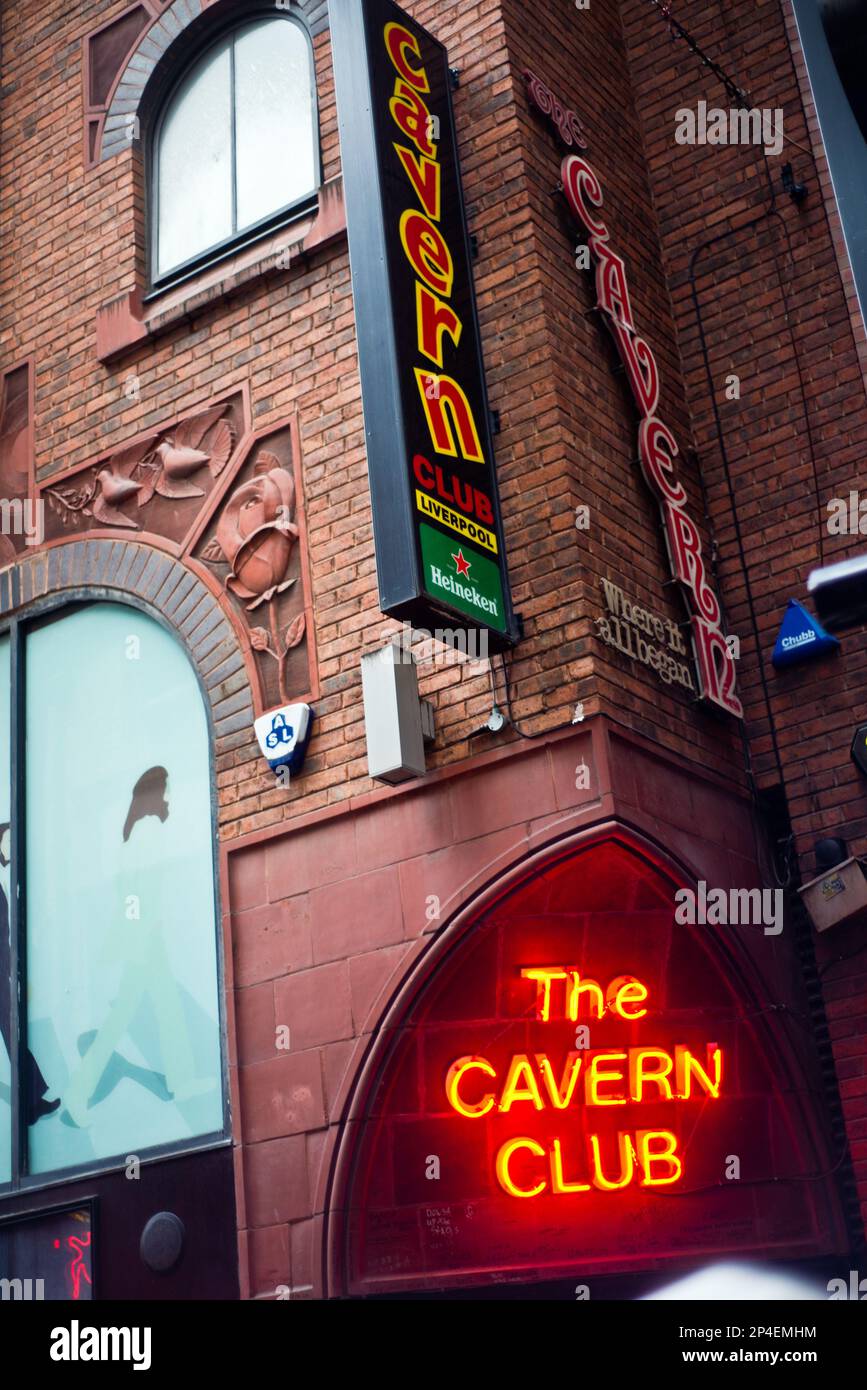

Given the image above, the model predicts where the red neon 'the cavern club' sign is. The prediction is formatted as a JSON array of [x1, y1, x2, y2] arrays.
[[335, 836, 843, 1295], [445, 967, 722, 1198]]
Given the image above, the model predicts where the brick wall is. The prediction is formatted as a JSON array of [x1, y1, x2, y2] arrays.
[[620, 0, 867, 864], [619, 0, 867, 1238], [1, 0, 748, 847]]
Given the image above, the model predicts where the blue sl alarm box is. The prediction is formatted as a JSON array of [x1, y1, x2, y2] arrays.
[[254, 703, 314, 775]]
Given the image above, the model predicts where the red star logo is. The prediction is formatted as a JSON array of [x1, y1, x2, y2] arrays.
[[451, 548, 472, 577]]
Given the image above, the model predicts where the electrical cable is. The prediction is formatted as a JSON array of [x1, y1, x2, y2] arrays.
[[495, 652, 583, 741]]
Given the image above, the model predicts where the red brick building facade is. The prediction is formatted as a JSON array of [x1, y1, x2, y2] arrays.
[[0, 0, 865, 1299]]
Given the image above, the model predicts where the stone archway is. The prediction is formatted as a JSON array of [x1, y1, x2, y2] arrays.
[[90, 0, 329, 166], [4, 538, 254, 763], [325, 823, 848, 1297]]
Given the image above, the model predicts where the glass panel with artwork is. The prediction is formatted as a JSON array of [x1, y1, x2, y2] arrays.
[[25, 604, 223, 1175]]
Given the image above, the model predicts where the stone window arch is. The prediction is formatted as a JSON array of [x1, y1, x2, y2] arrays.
[[89, 1, 328, 170], [0, 541, 246, 1188], [3, 539, 254, 766]]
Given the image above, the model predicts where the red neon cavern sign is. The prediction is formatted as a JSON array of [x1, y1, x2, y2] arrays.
[[445, 967, 722, 1199], [522, 69, 742, 718], [336, 837, 844, 1295]]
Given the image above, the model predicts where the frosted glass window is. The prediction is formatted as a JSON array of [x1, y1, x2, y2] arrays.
[[0, 636, 9, 1185], [155, 17, 318, 280], [156, 37, 233, 278], [25, 606, 223, 1176], [235, 20, 316, 231]]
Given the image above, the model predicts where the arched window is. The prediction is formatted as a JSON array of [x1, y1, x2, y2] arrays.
[[152, 14, 319, 284], [0, 602, 225, 1187]]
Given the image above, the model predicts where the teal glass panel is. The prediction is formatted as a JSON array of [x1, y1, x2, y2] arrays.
[[26, 605, 223, 1174]]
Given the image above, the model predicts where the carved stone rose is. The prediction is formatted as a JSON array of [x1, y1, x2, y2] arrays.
[[215, 461, 298, 609]]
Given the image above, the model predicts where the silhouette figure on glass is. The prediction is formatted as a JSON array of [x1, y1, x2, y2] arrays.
[[0, 821, 61, 1123], [61, 767, 214, 1129]]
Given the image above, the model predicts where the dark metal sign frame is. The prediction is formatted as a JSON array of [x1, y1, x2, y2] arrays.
[[331, 0, 518, 651]]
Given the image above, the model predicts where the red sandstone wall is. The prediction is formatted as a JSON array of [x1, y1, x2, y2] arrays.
[[227, 733, 813, 1298]]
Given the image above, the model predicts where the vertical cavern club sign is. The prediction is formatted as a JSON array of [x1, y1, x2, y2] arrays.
[[525, 73, 743, 718], [331, 0, 518, 651]]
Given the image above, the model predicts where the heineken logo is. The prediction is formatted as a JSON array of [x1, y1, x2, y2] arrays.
[[430, 565, 499, 617], [420, 523, 506, 631]]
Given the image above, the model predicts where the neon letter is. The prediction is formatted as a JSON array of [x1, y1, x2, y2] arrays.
[[637, 1130, 682, 1186], [675, 1044, 723, 1099], [610, 320, 659, 415], [664, 504, 721, 627], [590, 1131, 635, 1190], [638, 418, 687, 507], [499, 1054, 544, 1112], [537, 1053, 583, 1109], [496, 1137, 547, 1198], [607, 976, 649, 1021], [567, 971, 606, 1021], [561, 154, 608, 239], [445, 1055, 496, 1117], [585, 1051, 628, 1106], [521, 967, 570, 1021], [591, 238, 636, 332], [550, 1138, 591, 1193], [629, 1047, 674, 1101]]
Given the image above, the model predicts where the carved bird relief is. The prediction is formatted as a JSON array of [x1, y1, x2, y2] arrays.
[[151, 407, 234, 499], [90, 435, 158, 528], [92, 468, 142, 528], [44, 403, 236, 534]]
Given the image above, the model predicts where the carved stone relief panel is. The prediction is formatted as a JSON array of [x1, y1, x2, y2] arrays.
[[35, 392, 314, 715], [41, 394, 247, 549], [191, 425, 314, 710]]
